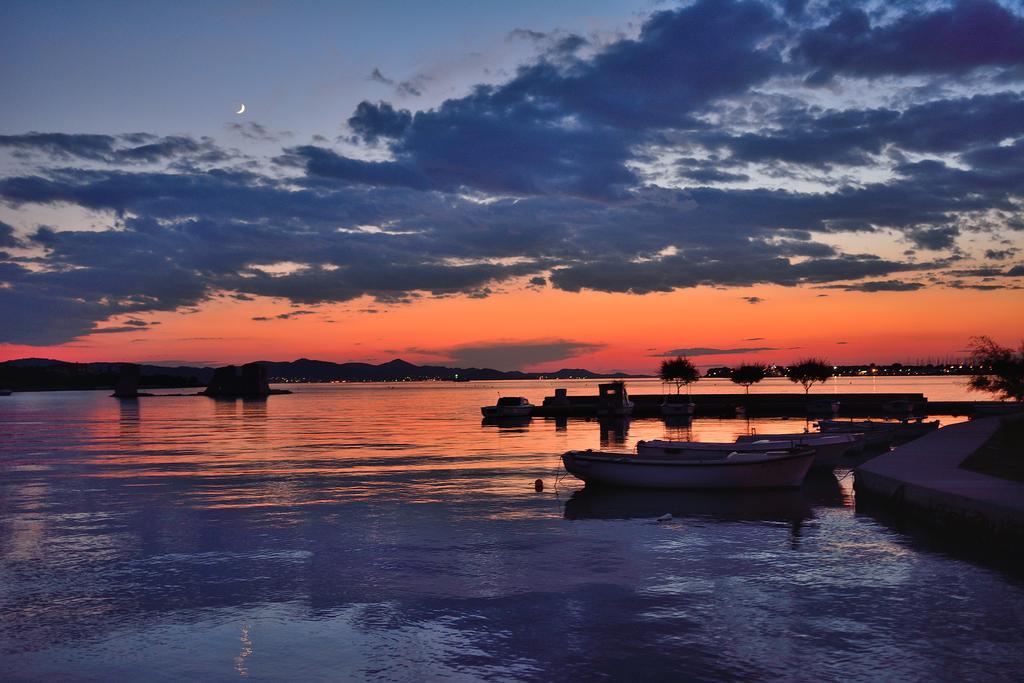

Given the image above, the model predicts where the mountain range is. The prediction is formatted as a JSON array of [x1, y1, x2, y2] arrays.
[[0, 357, 642, 391]]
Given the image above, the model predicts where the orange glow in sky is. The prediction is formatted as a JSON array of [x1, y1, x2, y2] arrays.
[[4, 280, 1021, 373]]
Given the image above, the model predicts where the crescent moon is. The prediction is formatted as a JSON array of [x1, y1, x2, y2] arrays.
[[236, 103, 246, 115]]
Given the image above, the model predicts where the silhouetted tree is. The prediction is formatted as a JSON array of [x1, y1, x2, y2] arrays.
[[731, 363, 766, 395], [967, 336, 1024, 402], [787, 358, 832, 395], [660, 356, 699, 394]]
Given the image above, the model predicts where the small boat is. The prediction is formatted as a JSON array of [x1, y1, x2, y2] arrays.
[[882, 399, 916, 414], [818, 418, 938, 444], [660, 394, 695, 417], [893, 416, 940, 439], [807, 399, 841, 415], [637, 439, 806, 458], [562, 446, 815, 489], [596, 381, 633, 417], [480, 396, 533, 418], [734, 432, 863, 470], [816, 419, 896, 448]]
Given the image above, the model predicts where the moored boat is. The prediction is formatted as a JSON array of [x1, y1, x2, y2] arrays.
[[561, 446, 815, 489], [892, 416, 941, 439], [818, 417, 938, 444], [734, 432, 863, 470], [807, 399, 841, 415], [480, 396, 533, 417], [660, 394, 695, 417], [596, 381, 633, 417], [817, 419, 896, 447]]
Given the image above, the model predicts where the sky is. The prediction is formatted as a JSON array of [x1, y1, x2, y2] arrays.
[[1, 0, 1022, 373]]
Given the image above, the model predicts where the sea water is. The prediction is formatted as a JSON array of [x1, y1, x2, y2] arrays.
[[1, 378, 1022, 680]]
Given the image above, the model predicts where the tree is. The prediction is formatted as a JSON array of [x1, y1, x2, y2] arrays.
[[660, 356, 699, 394], [787, 358, 832, 395], [967, 336, 1024, 402], [731, 363, 766, 395]]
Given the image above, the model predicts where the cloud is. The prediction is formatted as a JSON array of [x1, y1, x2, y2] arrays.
[[796, 1, 1024, 84], [2, 1, 1023, 345], [432, 339, 605, 371], [227, 122, 290, 142], [0, 132, 231, 165], [743, 296, 764, 304], [0, 220, 21, 247], [653, 346, 778, 357], [824, 280, 926, 292], [908, 226, 958, 251]]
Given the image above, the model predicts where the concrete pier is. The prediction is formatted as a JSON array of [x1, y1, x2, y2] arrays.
[[535, 391, 928, 418], [855, 415, 1024, 545]]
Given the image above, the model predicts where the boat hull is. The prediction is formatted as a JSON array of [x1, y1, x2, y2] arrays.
[[734, 434, 862, 470], [562, 449, 814, 489], [480, 405, 533, 417], [817, 420, 895, 447], [660, 402, 695, 416]]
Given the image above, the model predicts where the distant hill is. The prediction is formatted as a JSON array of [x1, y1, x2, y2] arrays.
[[254, 358, 640, 382], [0, 357, 644, 391]]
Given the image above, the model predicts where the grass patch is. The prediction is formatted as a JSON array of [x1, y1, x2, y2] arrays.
[[961, 416, 1024, 484]]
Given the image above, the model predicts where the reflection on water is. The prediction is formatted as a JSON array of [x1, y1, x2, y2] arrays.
[[0, 380, 1020, 680]]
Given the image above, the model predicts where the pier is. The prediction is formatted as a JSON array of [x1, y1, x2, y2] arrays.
[[532, 389, 1009, 418]]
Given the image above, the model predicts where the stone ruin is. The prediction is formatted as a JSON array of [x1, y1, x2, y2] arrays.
[[202, 363, 271, 397]]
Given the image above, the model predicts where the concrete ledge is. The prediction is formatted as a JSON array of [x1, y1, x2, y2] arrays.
[[855, 417, 1024, 540]]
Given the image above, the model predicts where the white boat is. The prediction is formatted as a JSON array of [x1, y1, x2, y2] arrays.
[[636, 439, 805, 458], [734, 432, 863, 470], [480, 396, 533, 417], [561, 446, 815, 489], [660, 395, 695, 417]]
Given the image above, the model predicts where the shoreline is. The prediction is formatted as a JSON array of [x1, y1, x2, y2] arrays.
[[855, 414, 1024, 555]]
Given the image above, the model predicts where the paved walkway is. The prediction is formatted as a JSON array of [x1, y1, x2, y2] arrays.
[[855, 416, 1024, 535]]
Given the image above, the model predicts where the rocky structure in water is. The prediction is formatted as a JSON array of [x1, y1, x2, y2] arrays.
[[202, 363, 291, 397], [202, 363, 270, 397], [113, 363, 141, 398]]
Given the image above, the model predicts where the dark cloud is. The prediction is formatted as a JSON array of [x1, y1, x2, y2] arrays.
[[436, 339, 605, 370], [2, 1, 1023, 345], [653, 346, 777, 357], [0, 220, 21, 247], [253, 309, 316, 321], [0, 132, 230, 165], [698, 92, 1024, 169], [908, 226, 958, 250], [797, 1, 1024, 84], [321, 0, 783, 200], [347, 101, 413, 143], [824, 280, 926, 292], [743, 296, 764, 304]]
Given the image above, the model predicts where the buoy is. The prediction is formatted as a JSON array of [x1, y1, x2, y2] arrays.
[[534, 478, 544, 492], [657, 513, 672, 522]]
